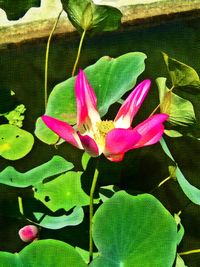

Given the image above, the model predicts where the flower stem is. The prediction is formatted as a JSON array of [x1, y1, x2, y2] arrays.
[[148, 103, 161, 117], [18, 196, 39, 225], [179, 249, 200, 256], [18, 196, 24, 215], [149, 85, 174, 117], [72, 29, 87, 77], [89, 167, 99, 263], [44, 9, 63, 109], [157, 176, 172, 188], [150, 176, 172, 193]]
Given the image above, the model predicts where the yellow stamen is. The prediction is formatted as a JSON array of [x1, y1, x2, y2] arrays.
[[97, 120, 115, 137], [93, 120, 115, 150]]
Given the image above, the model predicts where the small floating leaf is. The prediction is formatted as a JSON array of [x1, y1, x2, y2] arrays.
[[0, 156, 73, 187], [0, 124, 34, 160], [34, 171, 92, 212], [33, 206, 84, 229]]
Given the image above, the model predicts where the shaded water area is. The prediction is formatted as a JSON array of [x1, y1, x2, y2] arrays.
[[0, 15, 200, 266]]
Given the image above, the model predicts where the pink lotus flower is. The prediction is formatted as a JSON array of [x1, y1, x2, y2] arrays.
[[42, 70, 168, 162]]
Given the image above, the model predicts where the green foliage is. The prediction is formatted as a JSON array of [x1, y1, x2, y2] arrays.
[[33, 206, 84, 229], [160, 53, 200, 139], [91, 191, 178, 267], [61, 0, 122, 33], [0, 124, 34, 160], [164, 129, 183, 138], [35, 52, 146, 144], [0, 0, 41, 20], [75, 247, 99, 264], [0, 240, 87, 267], [99, 185, 118, 202], [174, 214, 184, 245], [160, 138, 200, 205], [81, 152, 91, 170], [34, 171, 92, 212], [0, 155, 73, 187], [35, 117, 59, 144], [162, 52, 200, 88], [4, 104, 26, 127], [175, 255, 188, 267], [157, 77, 196, 126]]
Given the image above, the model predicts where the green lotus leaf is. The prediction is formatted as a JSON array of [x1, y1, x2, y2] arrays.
[[162, 52, 200, 88], [160, 138, 200, 205], [35, 52, 146, 144], [175, 255, 188, 267], [0, 240, 87, 267], [61, 0, 122, 33], [34, 171, 96, 212], [157, 77, 196, 126], [91, 191, 178, 267], [0, 155, 73, 187], [0, 124, 34, 160], [33, 206, 84, 229]]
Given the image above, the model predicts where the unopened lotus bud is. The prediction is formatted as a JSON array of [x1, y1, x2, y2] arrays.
[[18, 225, 38, 242]]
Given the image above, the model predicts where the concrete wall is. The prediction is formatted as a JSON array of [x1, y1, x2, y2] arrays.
[[0, 0, 200, 46]]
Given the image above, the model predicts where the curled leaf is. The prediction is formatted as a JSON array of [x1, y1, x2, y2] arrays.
[[61, 0, 122, 33], [162, 52, 200, 88], [157, 77, 196, 126]]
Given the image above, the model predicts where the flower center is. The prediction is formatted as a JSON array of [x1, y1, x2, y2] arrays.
[[92, 120, 115, 152], [97, 120, 115, 137]]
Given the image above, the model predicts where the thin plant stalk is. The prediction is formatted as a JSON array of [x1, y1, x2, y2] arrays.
[[179, 249, 200, 256], [89, 167, 99, 263], [150, 176, 172, 194], [149, 85, 174, 117], [44, 9, 63, 109], [72, 29, 87, 77], [18, 196, 40, 225]]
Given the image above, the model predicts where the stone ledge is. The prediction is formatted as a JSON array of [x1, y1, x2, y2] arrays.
[[0, 0, 200, 47]]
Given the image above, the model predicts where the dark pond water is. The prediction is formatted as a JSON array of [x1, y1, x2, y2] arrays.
[[0, 15, 200, 266]]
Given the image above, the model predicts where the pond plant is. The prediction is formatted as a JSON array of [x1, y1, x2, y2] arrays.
[[0, 0, 200, 266]]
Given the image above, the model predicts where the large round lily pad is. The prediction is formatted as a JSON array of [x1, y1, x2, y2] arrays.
[[91, 191, 178, 267], [0, 240, 87, 267]]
